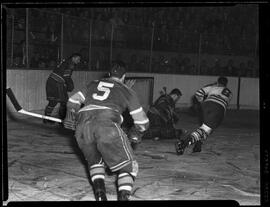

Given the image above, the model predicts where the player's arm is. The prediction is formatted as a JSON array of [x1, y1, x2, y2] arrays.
[[194, 86, 209, 102], [63, 90, 86, 130], [127, 90, 149, 144]]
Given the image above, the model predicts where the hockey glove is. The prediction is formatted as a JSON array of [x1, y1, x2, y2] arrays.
[[63, 108, 77, 130]]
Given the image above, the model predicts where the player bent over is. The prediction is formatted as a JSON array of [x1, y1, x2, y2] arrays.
[[176, 76, 232, 155], [63, 61, 149, 201], [44, 53, 81, 123]]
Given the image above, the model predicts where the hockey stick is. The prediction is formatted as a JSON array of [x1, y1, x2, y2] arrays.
[[6, 88, 62, 123]]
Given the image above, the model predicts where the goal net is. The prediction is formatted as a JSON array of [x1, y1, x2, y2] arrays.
[[125, 77, 154, 111]]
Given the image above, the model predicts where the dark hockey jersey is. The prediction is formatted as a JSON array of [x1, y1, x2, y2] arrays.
[[195, 83, 232, 110], [148, 94, 178, 124], [49, 59, 75, 92], [67, 77, 149, 132]]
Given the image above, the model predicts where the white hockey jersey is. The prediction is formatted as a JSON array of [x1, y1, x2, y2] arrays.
[[195, 83, 232, 110]]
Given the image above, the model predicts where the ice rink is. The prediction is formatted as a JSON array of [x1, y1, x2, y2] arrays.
[[4, 109, 260, 205]]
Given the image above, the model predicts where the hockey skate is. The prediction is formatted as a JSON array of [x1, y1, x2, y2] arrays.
[[175, 139, 186, 155], [93, 179, 107, 201], [192, 140, 202, 153], [175, 136, 192, 155], [118, 190, 131, 201]]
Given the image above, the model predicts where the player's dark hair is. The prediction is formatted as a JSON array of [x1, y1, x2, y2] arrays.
[[218, 76, 228, 86], [110, 60, 126, 78], [170, 88, 182, 96]]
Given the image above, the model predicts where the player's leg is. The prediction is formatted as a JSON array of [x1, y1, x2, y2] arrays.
[[117, 161, 138, 201], [58, 102, 67, 120], [44, 100, 58, 124], [89, 161, 107, 201], [176, 123, 212, 155], [143, 112, 163, 139], [96, 123, 138, 200], [75, 113, 107, 201], [192, 102, 224, 152]]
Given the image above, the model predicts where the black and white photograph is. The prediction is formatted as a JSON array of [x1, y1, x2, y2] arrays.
[[2, 2, 267, 206]]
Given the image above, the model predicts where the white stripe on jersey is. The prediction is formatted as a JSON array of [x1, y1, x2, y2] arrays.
[[68, 98, 81, 105], [78, 91, 86, 101], [78, 104, 113, 113], [130, 107, 143, 115], [134, 118, 149, 125]]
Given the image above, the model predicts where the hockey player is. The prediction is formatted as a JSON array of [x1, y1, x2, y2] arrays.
[[143, 88, 184, 140], [63, 61, 149, 201], [44, 53, 81, 123], [175, 76, 232, 155]]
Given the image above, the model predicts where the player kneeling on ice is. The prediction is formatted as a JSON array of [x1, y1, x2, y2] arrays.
[[63, 60, 149, 201], [142, 87, 185, 140], [175, 76, 232, 155]]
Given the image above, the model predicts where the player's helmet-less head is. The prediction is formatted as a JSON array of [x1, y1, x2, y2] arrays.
[[110, 60, 126, 78], [218, 76, 228, 86], [170, 88, 182, 97]]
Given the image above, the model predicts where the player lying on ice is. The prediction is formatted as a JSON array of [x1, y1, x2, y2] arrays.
[[175, 76, 232, 155], [63, 60, 149, 201]]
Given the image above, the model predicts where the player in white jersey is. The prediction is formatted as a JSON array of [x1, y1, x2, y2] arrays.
[[176, 76, 232, 155]]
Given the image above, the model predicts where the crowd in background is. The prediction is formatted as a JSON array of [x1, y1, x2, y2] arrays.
[[6, 5, 259, 77]]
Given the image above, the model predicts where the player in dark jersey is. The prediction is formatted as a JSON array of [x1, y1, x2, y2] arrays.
[[175, 76, 232, 155], [143, 88, 184, 140], [63, 61, 149, 201], [44, 53, 81, 123]]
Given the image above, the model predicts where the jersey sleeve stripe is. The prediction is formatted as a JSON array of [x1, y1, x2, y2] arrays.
[[78, 91, 86, 101], [68, 98, 81, 105], [134, 118, 149, 124], [130, 107, 143, 115], [196, 90, 205, 96]]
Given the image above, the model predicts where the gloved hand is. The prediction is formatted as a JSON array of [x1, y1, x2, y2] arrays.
[[63, 108, 77, 130], [127, 126, 144, 151]]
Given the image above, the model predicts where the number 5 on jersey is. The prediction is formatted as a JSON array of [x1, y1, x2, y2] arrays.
[[92, 81, 114, 101]]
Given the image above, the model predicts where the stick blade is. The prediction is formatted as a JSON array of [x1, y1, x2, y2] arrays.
[[6, 88, 22, 111]]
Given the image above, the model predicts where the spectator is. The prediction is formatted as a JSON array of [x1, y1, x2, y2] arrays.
[[211, 58, 223, 76], [246, 60, 256, 77], [13, 56, 22, 68], [30, 52, 41, 68], [170, 57, 179, 73], [47, 14, 60, 43], [128, 54, 140, 72], [13, 40, 26, 67], [48, 60, 57, 69], [180, 57, 193, 74], [199, 59, 210, 75], [238, 62, 247, 77], [138, 55, 150, 72], [38, 61, 46, 69], [223, 59, 238, 76]]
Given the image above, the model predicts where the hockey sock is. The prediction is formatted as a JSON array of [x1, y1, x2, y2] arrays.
[[190, 123, 212, 144], [117, 172, 134, 195], [90, 164, 107, 201]]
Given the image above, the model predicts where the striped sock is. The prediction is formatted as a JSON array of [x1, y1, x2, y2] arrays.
[[90, 164, 105, 182], [117, 172, 134, 193]]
